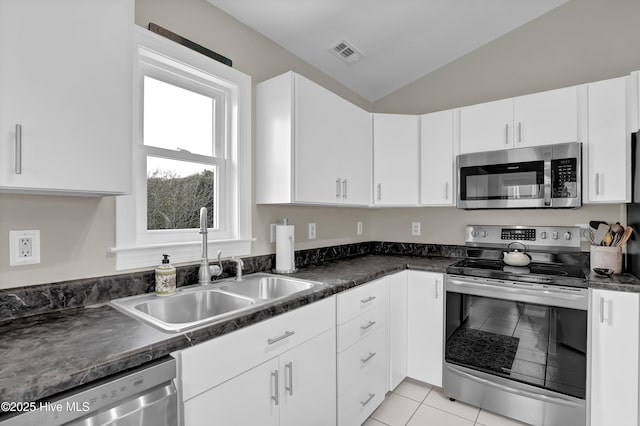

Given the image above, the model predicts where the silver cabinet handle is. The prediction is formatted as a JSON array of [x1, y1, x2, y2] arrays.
[[361, 352, 377, 364], [518, 122, 522, 143], [342, 179, 347, 199], [360, 393, 376, 407], [361, 296, 376, 304], [271, 370, 279, 405], [361, 320, 376, 331], [377, 183, 382, 201], [15, 124, 22, 174], [505, 123, 509, 145], [336, 178, 341, 198], [595, 173, 600, 196], [285, 362, 293, 396], [435, 280, 439, 299], [268, 330, 295, 345], [599, 297, 605, 324], [444, 182, 449, 200]]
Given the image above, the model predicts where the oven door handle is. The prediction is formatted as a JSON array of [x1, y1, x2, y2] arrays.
[[445, 276, 588, 310], [447, 365, 584, 407]]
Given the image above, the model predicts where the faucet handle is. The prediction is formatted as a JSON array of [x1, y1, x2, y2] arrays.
[[209, 250, 223, 278]]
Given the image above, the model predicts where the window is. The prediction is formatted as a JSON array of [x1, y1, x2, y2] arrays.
[[113, 27, 251, 270]]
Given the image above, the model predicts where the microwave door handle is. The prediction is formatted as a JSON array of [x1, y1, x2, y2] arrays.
[[544, 159, 552, 206]]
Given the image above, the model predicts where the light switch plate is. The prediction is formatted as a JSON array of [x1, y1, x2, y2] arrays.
[[10, 230, 41, 266]]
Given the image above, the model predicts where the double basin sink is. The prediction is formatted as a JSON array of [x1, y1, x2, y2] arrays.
[[111, 273, 321, 333]]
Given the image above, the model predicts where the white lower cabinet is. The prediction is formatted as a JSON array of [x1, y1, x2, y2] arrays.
[[336, 277, 389, 426], [407, 271, 444, 387], [388, 271, 408, 390], [175, 296, 336, 426], [589, 289, 639, 426]]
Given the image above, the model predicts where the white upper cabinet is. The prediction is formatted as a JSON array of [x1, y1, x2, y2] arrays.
[[420, 110, 455, 206], [584, 76, 631, 203], [512, 86, 578, 148], [460, 86, 579, 154], [372, 114, 419, 206], [459, 98, 513, 153], [256, 71, 371, 206], [0, 0, 133, 195]]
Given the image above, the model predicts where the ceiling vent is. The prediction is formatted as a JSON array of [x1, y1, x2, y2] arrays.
[[329, 40, 363, 65]]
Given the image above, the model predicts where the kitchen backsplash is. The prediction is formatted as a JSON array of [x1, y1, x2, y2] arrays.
[[0, 241, 466, 321]]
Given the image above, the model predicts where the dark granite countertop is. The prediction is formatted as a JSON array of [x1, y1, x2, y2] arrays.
[[0, 254, 456, 409], [3, 253, 640, 413]]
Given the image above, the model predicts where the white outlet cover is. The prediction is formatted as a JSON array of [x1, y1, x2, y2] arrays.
[[309, 223, 316, 240], [357, 221, 363, 235], [411, 222, 421, 236], [9, 230, 41, 266]]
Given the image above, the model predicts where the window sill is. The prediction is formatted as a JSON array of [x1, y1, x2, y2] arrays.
[[108, 239, 254, 271]]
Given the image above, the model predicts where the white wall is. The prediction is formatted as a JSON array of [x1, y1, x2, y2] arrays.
[[1, 0, 638, 288]]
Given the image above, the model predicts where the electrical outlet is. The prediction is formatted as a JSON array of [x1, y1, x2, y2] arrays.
[[270, 224, 277, 243], [411, 222, 421, 236], [10, 230, 40, 266], [308, 223, 316, 240], [357, 221, 363, 235]]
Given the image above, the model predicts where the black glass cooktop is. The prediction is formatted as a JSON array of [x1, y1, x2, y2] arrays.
[[447, 258, 588, 288]]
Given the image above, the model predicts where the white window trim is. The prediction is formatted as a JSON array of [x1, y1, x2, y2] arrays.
[[111, 26, 252, 271]]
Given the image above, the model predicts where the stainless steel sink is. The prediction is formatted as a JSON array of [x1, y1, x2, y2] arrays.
[[135, 290, 254, 324], [111, 273, 321, 333], [219, 275, 314, 300]]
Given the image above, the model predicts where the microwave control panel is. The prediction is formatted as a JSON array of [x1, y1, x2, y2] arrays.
[[551, 158, 578, 198]]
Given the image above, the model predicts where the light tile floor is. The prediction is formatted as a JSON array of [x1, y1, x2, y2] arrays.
[[365, 378, 530, 426]]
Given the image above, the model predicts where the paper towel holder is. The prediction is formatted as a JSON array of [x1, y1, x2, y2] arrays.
[[273, 218, 298, 274]]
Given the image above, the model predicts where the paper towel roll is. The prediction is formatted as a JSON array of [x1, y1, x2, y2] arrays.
[[275, 225, 296, 273]]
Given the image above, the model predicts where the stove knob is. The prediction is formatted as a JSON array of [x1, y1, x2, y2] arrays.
[[540, 231, 548, 239], [481, 230, 488, 238], [471, 228, 479, 237], [552, 231, 559, 240], [564, 231, 572, 240]]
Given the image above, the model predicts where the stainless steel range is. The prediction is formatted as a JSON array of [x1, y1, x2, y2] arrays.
[[444, 225, 587, 426]]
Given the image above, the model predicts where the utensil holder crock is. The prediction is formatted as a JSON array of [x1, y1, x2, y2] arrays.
[[590, 245, 622, 274]]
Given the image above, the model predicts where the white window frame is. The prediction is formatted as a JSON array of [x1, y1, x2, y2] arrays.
[[112, 26, 252, 270]]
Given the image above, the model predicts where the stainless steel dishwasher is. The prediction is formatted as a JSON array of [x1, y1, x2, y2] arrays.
[[1, 357, 177, 426]]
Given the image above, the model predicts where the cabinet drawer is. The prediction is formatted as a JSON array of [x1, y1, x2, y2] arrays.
[[337, 326, 388, 396], [337, 303, 387, 352], [337, 278, 388, 324], [338, 364, 387, 426], [178, 296, 335, 401]]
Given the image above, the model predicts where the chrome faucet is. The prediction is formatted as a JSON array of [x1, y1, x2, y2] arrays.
[[198, 207, 222, 285], [231, 256, 244, 281]]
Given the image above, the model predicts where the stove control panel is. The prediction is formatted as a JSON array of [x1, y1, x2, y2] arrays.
[[466, 225, 580, 250]]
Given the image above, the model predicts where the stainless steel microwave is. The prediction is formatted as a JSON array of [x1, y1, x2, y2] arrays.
[[456, 142, 581, 209]]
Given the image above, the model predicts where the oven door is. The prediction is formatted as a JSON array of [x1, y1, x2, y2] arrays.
[[444, 274, 587, 425]]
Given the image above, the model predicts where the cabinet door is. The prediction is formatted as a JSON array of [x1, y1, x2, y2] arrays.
[[421, 110, 455, 206], [590, 289, 639, 426], [585, 77, 630, 203], [339, 106, 371, 206], [280, 328, 336, 426], [294, 74, 342, 204], [407, 271, 444, 387], [0, 0, 132, 195], [513, 86, 578, 148], [184, 358, 280, 426], [388, 272, 408, 390], [459, 98, 513, 154], [372, 114, 419, 205]]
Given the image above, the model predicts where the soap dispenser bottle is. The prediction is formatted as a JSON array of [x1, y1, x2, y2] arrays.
[[155, 254, 176, 296]]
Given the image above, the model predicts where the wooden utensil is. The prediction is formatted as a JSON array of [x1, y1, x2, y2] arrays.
[[616, 226, 634, 247]]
